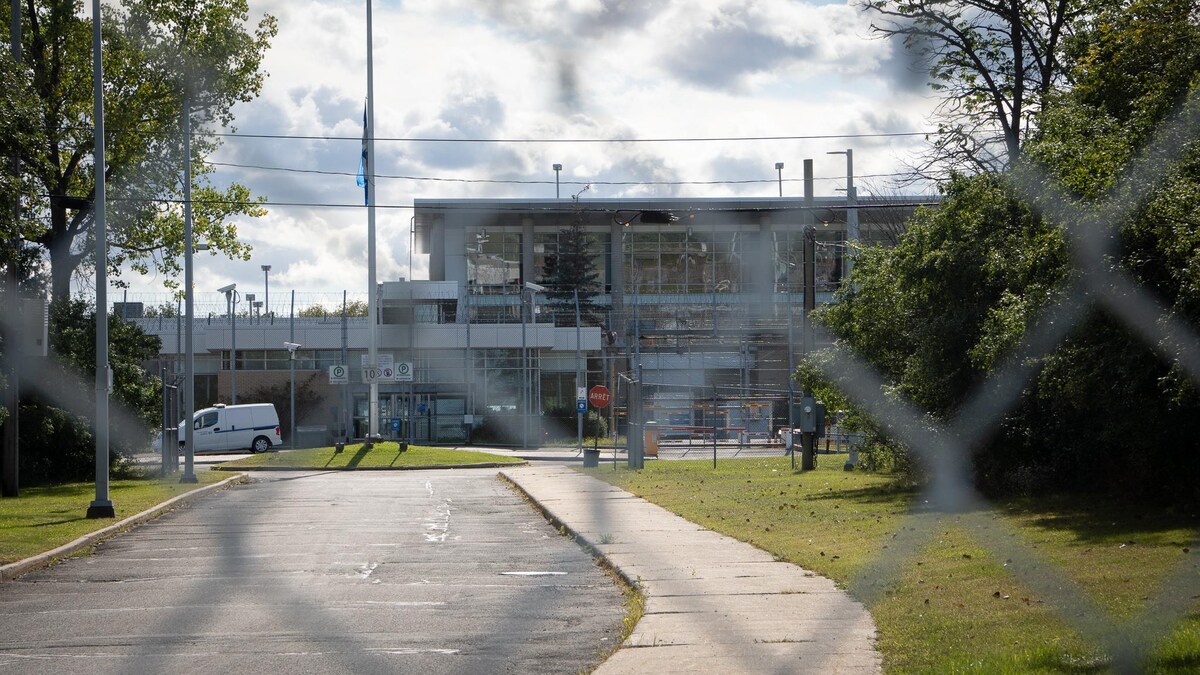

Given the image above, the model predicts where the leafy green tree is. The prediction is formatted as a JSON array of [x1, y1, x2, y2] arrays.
[[10, 298, 161, 484], [538, 195, 603, 326], [297, 300, 368, 318], [819, 0, 1200, 501], [0, 0, 276, 303], [821, 174, 1070, 417], [860, 0, 1092, 175]]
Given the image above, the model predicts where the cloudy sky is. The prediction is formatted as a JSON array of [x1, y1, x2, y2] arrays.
[[121, 0, 939, 305]]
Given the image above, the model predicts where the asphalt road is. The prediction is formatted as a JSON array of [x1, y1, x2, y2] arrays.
[[0, 470, 626, 674]]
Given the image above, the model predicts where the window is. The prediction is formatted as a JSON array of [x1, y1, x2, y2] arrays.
[[195, 411, 218, 430], [467, 230, 521, 287]]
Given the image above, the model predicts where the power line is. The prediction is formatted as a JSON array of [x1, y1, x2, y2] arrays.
[[101, 195, 940, 212], [198, 130, 936, 143], [200, 159, 919, 186]]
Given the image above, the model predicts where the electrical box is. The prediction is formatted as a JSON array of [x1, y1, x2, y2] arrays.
[[793, 397, 827, 435], [794, 397, 817, 433]]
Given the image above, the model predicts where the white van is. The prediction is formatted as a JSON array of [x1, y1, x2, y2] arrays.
[[179, 403, 282, 453]]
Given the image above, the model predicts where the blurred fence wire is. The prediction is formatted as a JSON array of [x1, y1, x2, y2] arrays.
[[817, 87, 1200, 671]]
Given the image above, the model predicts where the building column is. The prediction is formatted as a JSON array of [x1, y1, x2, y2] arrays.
[[521, 217, 535, 285], [610, 218, 625, 338]]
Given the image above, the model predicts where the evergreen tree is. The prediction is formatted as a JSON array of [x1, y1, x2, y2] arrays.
[[539, 195, 602, 326]]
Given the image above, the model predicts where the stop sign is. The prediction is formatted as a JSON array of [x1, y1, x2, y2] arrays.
[[588, 385, 611, 408]]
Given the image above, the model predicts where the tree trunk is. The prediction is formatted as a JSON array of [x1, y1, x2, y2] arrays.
[[47, 205, 76, 307]]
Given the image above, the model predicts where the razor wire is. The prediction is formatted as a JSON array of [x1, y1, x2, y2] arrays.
[[812, 86, 1200, 671]]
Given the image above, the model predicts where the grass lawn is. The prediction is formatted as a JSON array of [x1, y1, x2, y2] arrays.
[[0, 471, 230, 565], [216, 442, 524, 470], [583, 455, 1200, 673]]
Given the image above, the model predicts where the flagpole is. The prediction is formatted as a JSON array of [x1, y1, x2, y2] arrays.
[[365, 0, 379, 441]]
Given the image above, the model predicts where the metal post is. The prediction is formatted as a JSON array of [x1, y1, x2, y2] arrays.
[[341, 291, 348, 440], [775, 162, 784, 197], [575, 289, 582, 453], [712, 385, 718, 469], [230, 289, 238, 404], [161, 368, 169, 476], [262, 264, 271, 320], [553, 163, 562, 198], [180, 95, 197, 483], [801, 159, 816, 471], [521, 288, 528, 449], [181, 91, 195, 478], [87, 0, 114, 518], [289, 290, 295, 448], [365, 0, 379, 441], [3, 0, 22, 498]]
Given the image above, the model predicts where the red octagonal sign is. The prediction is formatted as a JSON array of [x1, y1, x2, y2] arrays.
[[588, 385, 611, 408]]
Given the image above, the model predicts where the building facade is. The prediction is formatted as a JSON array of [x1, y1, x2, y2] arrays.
[[136, 195, 930, 447]]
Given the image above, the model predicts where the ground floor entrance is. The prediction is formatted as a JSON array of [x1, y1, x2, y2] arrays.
[[353, 392, 469, 444]]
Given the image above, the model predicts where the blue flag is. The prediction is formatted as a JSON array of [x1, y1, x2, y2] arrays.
[[356, 105, 368, 205]]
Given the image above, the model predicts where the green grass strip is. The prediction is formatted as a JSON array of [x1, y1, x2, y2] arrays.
[[0, 472, 229, 564], [216, 442, 524, 470], [583, 455, 1200, 673]]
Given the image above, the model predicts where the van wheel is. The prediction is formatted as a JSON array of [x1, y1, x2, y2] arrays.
[[251, 436, 271, 454]]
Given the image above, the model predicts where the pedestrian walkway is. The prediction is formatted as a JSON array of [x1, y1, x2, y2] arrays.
[[501, 464, 882, 674]]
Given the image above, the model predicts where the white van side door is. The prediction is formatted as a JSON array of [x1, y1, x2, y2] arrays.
[[193, 411, 221, 452]]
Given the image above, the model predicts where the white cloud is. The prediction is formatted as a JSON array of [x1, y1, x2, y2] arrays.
[[117, 0, 940, 301]]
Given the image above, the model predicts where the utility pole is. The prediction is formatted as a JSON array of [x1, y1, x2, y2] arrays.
[[3, 0, 23, 498], [801, 159, 817, 471], [87, 0, 115, 518]]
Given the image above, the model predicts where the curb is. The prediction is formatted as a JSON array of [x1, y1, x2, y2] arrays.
[[497, 469, 640, 591], [0, 473, 249, 582], [214, 461, 528, 472]]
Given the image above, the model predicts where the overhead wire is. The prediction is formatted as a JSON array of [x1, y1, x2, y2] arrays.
[[199, 159, 918, 187]]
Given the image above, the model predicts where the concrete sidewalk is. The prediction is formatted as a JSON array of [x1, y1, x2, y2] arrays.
[[501, 464, 881, 674]]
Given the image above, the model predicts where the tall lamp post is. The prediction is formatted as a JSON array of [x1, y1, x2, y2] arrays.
[[261, 264, 271, 319], [86, 0, 114, 518], [218, 284, 238, 403], [775, 162, 785, 197], [826, 149, 857, 282], [553, 163, 563, 199], [522, 281, 545, 448]]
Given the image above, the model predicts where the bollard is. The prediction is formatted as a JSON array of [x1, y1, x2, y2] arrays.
[[335, 440, 344, 453]]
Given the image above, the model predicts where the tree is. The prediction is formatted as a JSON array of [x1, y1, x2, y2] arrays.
[[6, 298, 162, 484], [1, 0, 276, 304], [538, 194, 603, 326], [861, 0, 1091, 176], [817, 0, 1200, 501], [819, 173, 1069, 418], [297, 300, 368, 318]]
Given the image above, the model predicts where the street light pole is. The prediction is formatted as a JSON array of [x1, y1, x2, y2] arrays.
[[365, 0, 380, 442], [775, 162, 785, 197], [180, 96, 198, 484], [261, 264, 271, 320], [86, 0, 115, 519], [289, 292, 296, 447], [553, 163, 562, 198], [575, 288, 582, 453], [219, 284, 238, 404]]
